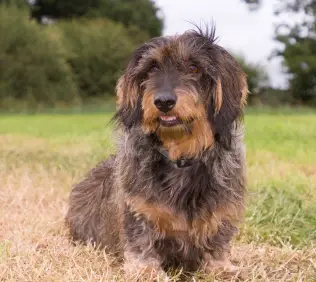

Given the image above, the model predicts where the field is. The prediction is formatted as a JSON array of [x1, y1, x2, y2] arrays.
[[0, 108, 315, 281]]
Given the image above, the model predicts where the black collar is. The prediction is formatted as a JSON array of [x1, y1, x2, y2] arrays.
[[156, 147, 197, 168]]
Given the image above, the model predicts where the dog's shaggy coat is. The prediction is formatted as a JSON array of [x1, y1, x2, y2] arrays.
[[66, 27, 248, 278]]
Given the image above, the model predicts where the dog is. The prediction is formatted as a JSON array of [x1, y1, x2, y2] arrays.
[[66, 26, 248, 280]]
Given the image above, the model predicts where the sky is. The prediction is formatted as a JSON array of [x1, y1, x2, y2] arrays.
[[154, 0, 288, 88]]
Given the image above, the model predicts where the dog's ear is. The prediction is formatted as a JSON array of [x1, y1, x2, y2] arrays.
[[114, 43, 151, 129], [208, 49, 248, 148], [115, 37, 168, 129]]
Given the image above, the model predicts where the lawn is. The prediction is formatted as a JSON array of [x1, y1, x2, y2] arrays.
[[0, 108, 315, 281]]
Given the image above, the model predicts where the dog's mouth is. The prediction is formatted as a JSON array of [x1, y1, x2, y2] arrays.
[[159, 115, 182, 127], [158, 115, 195, 127]]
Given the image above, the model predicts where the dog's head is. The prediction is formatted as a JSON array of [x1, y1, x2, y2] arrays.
[[115, 27, 248, 157]]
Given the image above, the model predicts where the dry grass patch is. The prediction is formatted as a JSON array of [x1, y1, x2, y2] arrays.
[[1, 161, 315, 281]]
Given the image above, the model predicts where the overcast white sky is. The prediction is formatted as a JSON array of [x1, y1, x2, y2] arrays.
[[154, 0, 288, 88]]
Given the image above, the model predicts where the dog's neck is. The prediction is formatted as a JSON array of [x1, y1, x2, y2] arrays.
[[156, 118, 214, 161], [156, 146, 197, 168]]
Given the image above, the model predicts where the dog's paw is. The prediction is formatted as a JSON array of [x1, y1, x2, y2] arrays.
[[203, 253, 239, 275], [124, 253, 169, 281]]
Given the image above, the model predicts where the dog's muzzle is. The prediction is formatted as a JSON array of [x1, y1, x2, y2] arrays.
[[154, 91, 177, 113]]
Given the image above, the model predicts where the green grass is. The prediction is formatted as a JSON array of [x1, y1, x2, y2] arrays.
[[0, 107, 315, 281], [0, 113, 113, 137], [242, 111, 316, 247]]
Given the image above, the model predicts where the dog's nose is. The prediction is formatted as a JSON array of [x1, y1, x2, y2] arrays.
[[154, 93, 176, 113]]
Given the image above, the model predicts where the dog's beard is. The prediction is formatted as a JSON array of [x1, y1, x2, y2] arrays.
[[156, 122, 193, 140]]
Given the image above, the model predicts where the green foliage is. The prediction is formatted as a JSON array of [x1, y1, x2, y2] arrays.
[[244, 0, 316, 105], [0, 0, 27, 8], [30, 0, 90, 20], [0, 5, 79, 108], [86, 0, 163, 37], [0, 5, 143, 108], [30, 0, 163, 38], [253, 88, 294, 106], [55, 19, 135, 98], [273, 0, 316, 104], [280, 37, 316, 104]]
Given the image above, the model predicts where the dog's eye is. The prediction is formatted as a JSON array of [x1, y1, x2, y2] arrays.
[[189, 65, 199, 73], [151, 62, 160, 72]]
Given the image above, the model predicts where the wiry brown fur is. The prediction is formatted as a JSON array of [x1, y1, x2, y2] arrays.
[[66, 26, 248, 279]]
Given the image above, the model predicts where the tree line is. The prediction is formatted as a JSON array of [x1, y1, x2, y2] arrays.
[[0, 0, 314, 110], [0, 0, 163, 110]]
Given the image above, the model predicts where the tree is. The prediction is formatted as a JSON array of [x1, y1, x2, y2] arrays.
[[29, 0, 163, 37], [273, 0, 316, 103], [87, 0, 163, 38], [243, 0, 316, 104], [30, 0, 93, 21]]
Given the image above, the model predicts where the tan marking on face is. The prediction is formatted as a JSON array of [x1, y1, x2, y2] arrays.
[[158, 88, 213, 160], [125, 196, 244, 247], [116, 75, 139, 108], [240, 73, 248, 107], [141, 90, 160, 134], [215, 78, 223, 114], [116, 75, 125, 107], [142, 86, 214, 160], [159, 118, 214, 160]]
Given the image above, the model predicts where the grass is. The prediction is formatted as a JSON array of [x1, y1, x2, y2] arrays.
[[0, 108, 315, 281]]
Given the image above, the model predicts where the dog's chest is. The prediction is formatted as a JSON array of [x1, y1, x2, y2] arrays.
[[121, 147, 242, 241], [125, 195, 238, 244]]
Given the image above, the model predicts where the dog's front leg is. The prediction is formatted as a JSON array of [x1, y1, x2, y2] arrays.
[[123, 209, 168, 281], [202, 221, 239, 275]]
